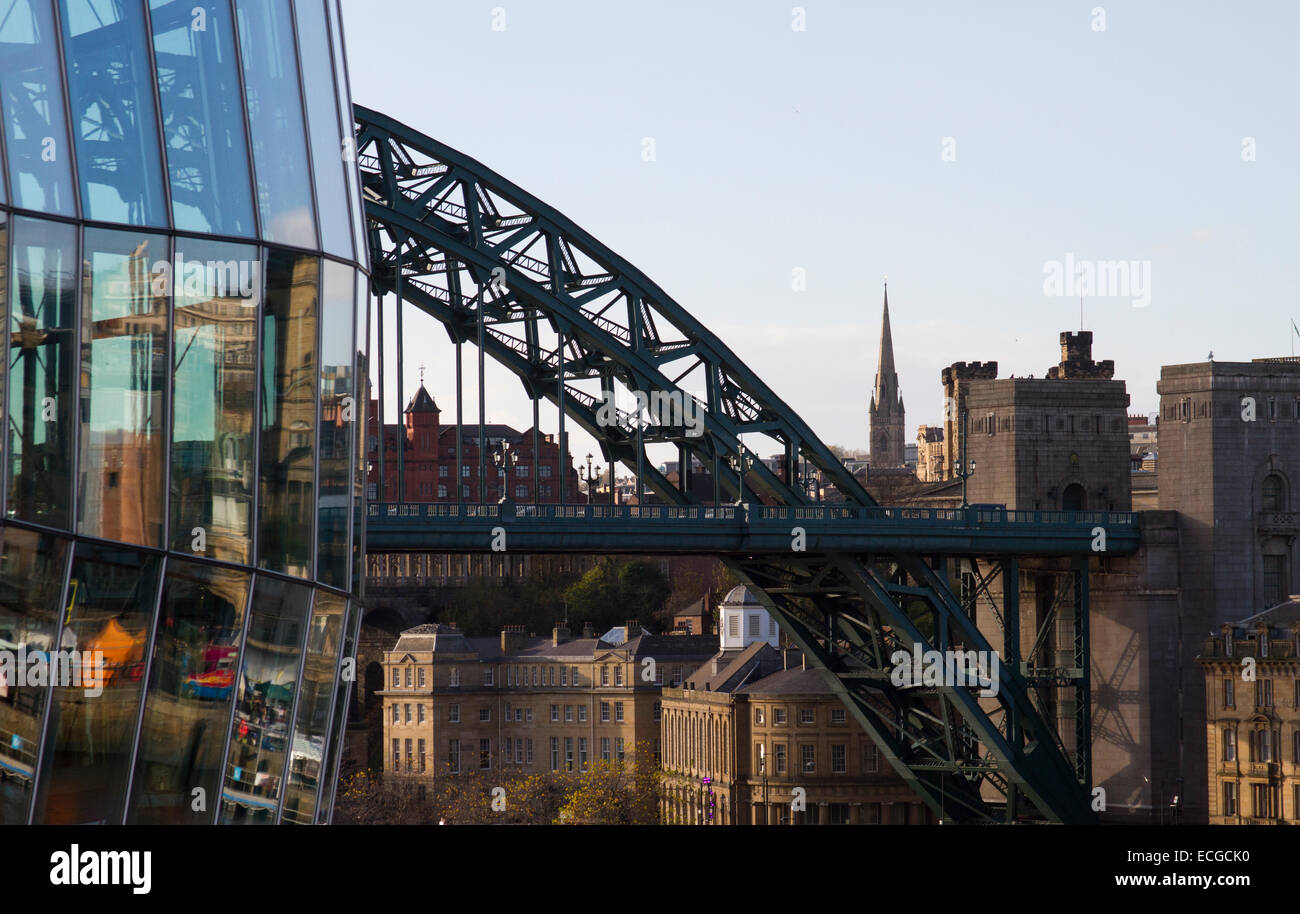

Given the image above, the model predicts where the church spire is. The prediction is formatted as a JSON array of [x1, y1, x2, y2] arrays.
[[869, 281, 905, 467]]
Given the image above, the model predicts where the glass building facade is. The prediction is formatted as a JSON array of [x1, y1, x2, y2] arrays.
[[0, 0, 367, 824]]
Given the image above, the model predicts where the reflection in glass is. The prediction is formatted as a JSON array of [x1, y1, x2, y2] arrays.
[[30, 542, 160, 824], [170, 237, 258, 562], [258, 250, 317, 577], [0, 528, 70, 824], [315, 599, 358, 822], [58, 0, 168, 226], [282, 590, 342, 824], [0, 0, 76, 216], [220, 576, 310, 824], [352, 271, 367, 592], [234, 0, 316, 249], [148, 0, 256, 237], [317, 261, 353, 589], [78, 227, 169, 547], [294, 0, 351, 259], [326, 0, 367, 269], [7, 216, 77, 528], [129, 559, 249, 824]]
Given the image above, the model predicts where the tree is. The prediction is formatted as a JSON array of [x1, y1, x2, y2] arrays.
[[563, 558, 671, 633], [556, 744, 662, 825]]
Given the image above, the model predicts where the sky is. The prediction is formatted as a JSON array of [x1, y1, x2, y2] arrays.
[[341, 0, 1299, 457]]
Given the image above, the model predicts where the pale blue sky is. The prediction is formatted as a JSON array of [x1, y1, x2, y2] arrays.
[[342, 0, 1298, 455]]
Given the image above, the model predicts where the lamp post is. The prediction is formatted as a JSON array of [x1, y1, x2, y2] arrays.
[[579, 453, 602, 504], [491, 440, 517, 503], [955, 408, 976, 510], [729, 445, 753, 506]]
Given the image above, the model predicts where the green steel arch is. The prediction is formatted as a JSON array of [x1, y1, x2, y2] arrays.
[[354, 106, 1097, 824]]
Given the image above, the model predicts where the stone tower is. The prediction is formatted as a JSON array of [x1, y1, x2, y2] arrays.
[[869, 283, 905, 467]]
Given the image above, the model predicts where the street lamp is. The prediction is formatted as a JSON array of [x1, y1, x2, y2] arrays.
[[728, 446, 754, 506], [579, 453, 603, 504], [491, 440, 517, 503], [955, 408, 976, 510]]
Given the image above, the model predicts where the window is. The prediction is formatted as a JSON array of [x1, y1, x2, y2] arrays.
[[550, 737, 559, 771], [832, 744, 846, 773], [439, 465, 448, 477], [1251, 728, 1279, 762], [653, 701, 661, 722], [540, 465, 552, 478], [565, 705, 573, 722], [801, 744, 815, 773], [1264, 555, 1286, 607], [517, 464, 530, 477], [417, 704, 425, 724], [755, 707, 765, 725], [505, 701, 512, 718], [578, 705, 588, 723], [561, 667, 568, 687], [505, 737, 513, 763], [515, 708, 523, 722], [831, 708, 846, 724], [526, 708, 533, 722], [450, 667, 460, 688], [601, 666, 609, 686], [799, 708, 815, 725], [653, 738, 661, 766], [601, 702, 610, 722], [571, 666, 579, 686], [670, 666, 682, 687], [614, 666, 623, 686], [404, 703, 412, 724], [654, 663, 663, 685], [532, 667, 538, 686], [515, 739, 523, 764], [829, 803, 851, 825], [748, 615, 760, 639], [1223, 782, 1236, 816], [774, 743, 787, 775], [480, 738, 491, 769], [863, 742, 880, 773], [483, 669, 494, 686], [391, 705, 399, 724], [549, 667, 556, 686], [526, 738, 534, 765], [1257, 679, 1274, 709], [1252, 783, 1279, 818], [601, 737, 611, 761], [615, 702, 624, 723], [405, 667, 412, 688], [392, 668, 400, 688], [462, 465, 471, 477], [405, 739, 412, 770], [418, 668, 426, 688], [418, 739, 426, 772], [565, 737, 574, 771], [550, 704, 559, 722], [616, 737, 625, 762], [1263, 474, 1286, 512], [392, 738, 399, 769], [774, 708, 787, 725], [515, 485, 528, 498], [480, 707, 491, 722], [449, 703, 460, 723], [1224, 678, 1235, 709]]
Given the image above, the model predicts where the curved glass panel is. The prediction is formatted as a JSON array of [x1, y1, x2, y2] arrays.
[[128, 558, 249, 824], [326, 0, 366, 270], [170, 237, 258, 562], [0, 527, 70, 824], [316, 260, 352, 588], [351, 270, 366, 591], [234, 0, 316, 249], [30, 541, 160, 824], [258, 249, 317, 577], [315, 598, 357, 822], [77, 226, 169, 547], [7, 215, 76, 528], [0, 0, 76, 217], [281, 588, 342, 824], [219, 574, 310, 824], [58, 0, 168, 226], [293, 0, 351, 259], [148, 0, 255, 237]]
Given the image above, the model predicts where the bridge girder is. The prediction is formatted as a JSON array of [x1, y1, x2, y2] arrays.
[[354, 106, 1099, 823]]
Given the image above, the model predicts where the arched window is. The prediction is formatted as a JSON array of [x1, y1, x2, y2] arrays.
[[1263, 474, 1286, 512], [1062, 483, 1087, 511]]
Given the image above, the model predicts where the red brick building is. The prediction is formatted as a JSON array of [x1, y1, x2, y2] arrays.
[[367, 384, 580, 503]]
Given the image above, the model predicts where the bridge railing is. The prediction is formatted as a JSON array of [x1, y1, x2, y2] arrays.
[[367, 502, 1136, 527]]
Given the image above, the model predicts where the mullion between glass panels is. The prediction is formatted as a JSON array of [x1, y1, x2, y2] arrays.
[[212, 568, 261, 824], [23, 540, 75, 824], [224, 0, 263, 243], [311, 599, 348, 823], [320, 599, 360, 823], [274, 585, 316, 823], [249, 244, 264, 569], [139, 0, 174, 232], [120, 552, 171, 823], [1, 212, 8, 522], [286, 0, 323, 259], [48, 0, 82, 222], [316, 0, 354, 263], [328, 0, 368, 271], [311, 256, 322, 582]]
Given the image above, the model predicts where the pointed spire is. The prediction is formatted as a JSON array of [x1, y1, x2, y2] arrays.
[[873, 282, 899, 409]]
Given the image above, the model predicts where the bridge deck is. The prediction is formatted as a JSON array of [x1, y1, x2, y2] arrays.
[[364, 502, 1138, 556]]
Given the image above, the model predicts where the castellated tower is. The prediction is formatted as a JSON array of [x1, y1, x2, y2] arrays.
[[869, 284, 906, 467]]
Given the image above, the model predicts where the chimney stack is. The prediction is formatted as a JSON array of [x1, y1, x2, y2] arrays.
[[552, 624, 571, 646], [582, 621, 594, 639], [501, 624, 526, 655]]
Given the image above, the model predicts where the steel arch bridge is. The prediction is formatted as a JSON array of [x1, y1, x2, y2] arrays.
[[353, 105, 1126, 824]]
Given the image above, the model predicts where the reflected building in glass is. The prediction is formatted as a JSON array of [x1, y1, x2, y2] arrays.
[[0, 0, 367, 824]]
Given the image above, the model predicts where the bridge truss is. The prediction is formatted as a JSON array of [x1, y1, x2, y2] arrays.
[[354, 106, 1110, 823]]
